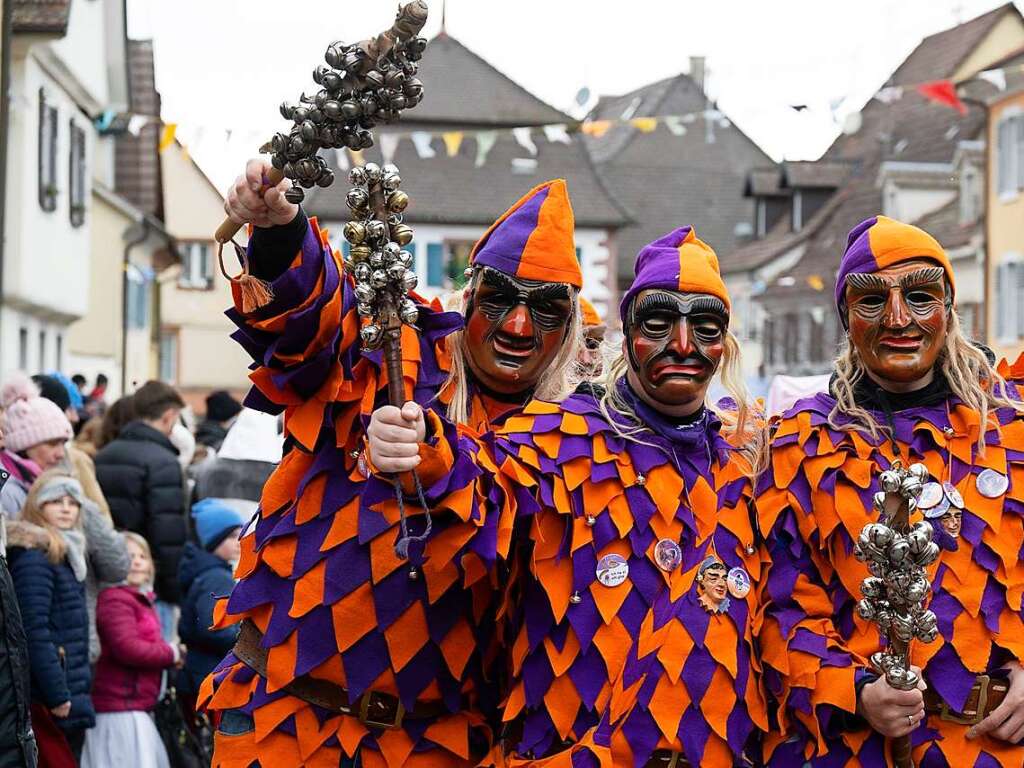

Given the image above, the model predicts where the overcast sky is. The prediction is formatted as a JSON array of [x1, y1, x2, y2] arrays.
[[127, 0, 1019, 191]]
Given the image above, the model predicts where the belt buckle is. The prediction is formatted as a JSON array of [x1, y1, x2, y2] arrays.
[[939, 674, 989, 726], [358, 690, 405, 730]]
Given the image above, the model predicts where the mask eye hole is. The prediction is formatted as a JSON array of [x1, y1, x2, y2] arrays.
[[638, 313, 675, 338]]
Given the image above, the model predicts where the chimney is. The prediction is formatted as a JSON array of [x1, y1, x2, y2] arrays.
[[689, 56, 706, 95]]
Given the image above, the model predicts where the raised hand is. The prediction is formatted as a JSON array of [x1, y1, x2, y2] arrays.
[[223, 158, 298, 229]]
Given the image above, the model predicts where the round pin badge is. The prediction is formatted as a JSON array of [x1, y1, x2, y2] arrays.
[[654, 539, 683, 572], [976, 468, 1009, 499], [924, 494, 950, 520], [727, 567, 750, 599], [596, 554, 630, 588], [943, 482, 964, 509], [917, 482, 943, 510]]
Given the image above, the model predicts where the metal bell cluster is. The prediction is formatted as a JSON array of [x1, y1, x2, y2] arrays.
[[268, 33, 427, 204], [853, 462, 940, 690], [342, 163, 419, 347]]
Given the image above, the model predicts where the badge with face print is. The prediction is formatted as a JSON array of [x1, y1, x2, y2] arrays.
[[727, 567, 751, 599], [976, 468, 1009, 499], [938, 507, 962, 539], [654, 538, 683, 572], [696, 556, 730, 614], [923, 494, 950, 520], [596, 554, 629, 588], [943, 482, 964, 510], [918, 482, 943, 510]]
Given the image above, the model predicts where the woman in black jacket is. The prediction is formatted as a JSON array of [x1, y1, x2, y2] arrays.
[[0, 508, 38, 768]]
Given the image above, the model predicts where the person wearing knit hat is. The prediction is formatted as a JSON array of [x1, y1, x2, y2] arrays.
[[368, 226, 767, 767], [196, 391, 243, 453], [755, 215, 1024, 767], [206, 158, 588, 767], [177, 498, 245, 729], [579, 297, 606, 377], [1, 374, 74, 518]]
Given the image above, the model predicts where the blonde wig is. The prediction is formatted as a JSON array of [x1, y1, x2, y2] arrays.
[[597, 330, 767, 478], [829, 310, 1023, 451]]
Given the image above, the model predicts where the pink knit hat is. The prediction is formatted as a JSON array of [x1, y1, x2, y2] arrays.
[[1, 373, 72, 453]]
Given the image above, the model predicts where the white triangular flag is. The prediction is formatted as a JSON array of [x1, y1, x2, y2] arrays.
[[874, 86, 904, 104], [379, 133, 401, 166], [977, 68, 1007, 92], [475, 131, 498, 168], [333, 148, 350, 171], [512, 126, 537, 156], [411, 131, 436, 159], [127, 114, 149, 136], [662, 115, 687, 136], [542, 124, 572, 144]]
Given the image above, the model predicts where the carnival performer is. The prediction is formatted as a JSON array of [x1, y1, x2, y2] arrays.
[[199, 159, 585, 768], [579, 297, 606, 377], [368, 227, 768, 766], [756, 215, 1024, 766]]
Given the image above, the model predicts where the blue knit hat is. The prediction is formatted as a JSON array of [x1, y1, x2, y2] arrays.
[[192, 498, 245, 551]]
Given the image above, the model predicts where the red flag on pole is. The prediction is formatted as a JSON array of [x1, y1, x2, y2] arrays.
[[916, 80, 967, 115]]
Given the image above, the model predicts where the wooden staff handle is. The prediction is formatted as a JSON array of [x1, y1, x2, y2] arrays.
[[214, 167, 285, 244]]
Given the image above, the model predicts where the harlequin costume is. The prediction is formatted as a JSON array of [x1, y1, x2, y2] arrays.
[[402, 228, 767, 767], [199, 179, 584, 768], [756, 215, 1024, 767]]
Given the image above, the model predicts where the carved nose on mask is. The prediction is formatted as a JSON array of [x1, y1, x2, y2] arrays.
[[667, 318, 694, 357], [501, 304, 532, 337], [883, 288, 912, 328]]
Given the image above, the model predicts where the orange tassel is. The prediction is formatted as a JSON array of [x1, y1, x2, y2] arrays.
[[218, 239, 274, 313]]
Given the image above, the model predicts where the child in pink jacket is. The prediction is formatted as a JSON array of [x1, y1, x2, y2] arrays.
[[81, 532, 182, 768]]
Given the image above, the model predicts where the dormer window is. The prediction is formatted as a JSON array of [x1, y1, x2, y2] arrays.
[[38, 89, 58, 212]]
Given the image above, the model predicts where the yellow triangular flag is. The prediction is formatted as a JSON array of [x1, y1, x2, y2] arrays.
[[442, 131, 464, 157], [581, 120, 612, 137], [630, 117, 658, 133], [807, 275, 825, 291], [158, 123, 177, 152]]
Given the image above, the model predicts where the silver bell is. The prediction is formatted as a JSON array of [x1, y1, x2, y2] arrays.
[[382, 172, 402, 192], [908, 463, 930, 483], [356, 302, 373, 317], [400, 299, 419, 325], [397, 250, 413, 268], [353, 263, 371, 282], [360, 324, 382, 345], [383, 242, 401, 259], [365, 220, 386, 241], [856, 599, 876, 621], [363, 162, 381, 182], [370, 270, 388, 289], [861, 577, 885, 599], [386, 263, 406, 282], [888, 539, 910, 564], [401, 270, 418, 292], [381, 163, 400, 176], [873, 491, 887, 513], [346, 188, 369, 212], [879, 471, 902, 493], [369, 250, 385, 268], [900, 477, 924, 500], [354, 283, 375, 303]]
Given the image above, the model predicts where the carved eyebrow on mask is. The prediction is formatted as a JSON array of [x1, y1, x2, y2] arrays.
[[632, 292, 729, 322], [478, 267, 570, 299], [845, 267, 946, 293]]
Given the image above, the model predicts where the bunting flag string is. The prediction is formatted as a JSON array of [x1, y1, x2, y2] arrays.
[[89, 58, 1024, 170]]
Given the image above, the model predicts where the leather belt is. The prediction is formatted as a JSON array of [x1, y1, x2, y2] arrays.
[[923, 674, 1009, 726], [233, 619, 450, 729]]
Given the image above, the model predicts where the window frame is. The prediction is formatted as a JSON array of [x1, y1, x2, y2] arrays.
[[177, 241, 215, 290], [38, 89, 58, 212], [68, 120, 87, 227]]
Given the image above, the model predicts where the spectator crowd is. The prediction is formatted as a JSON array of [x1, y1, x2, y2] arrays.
[[0, 372, 282, 768]]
